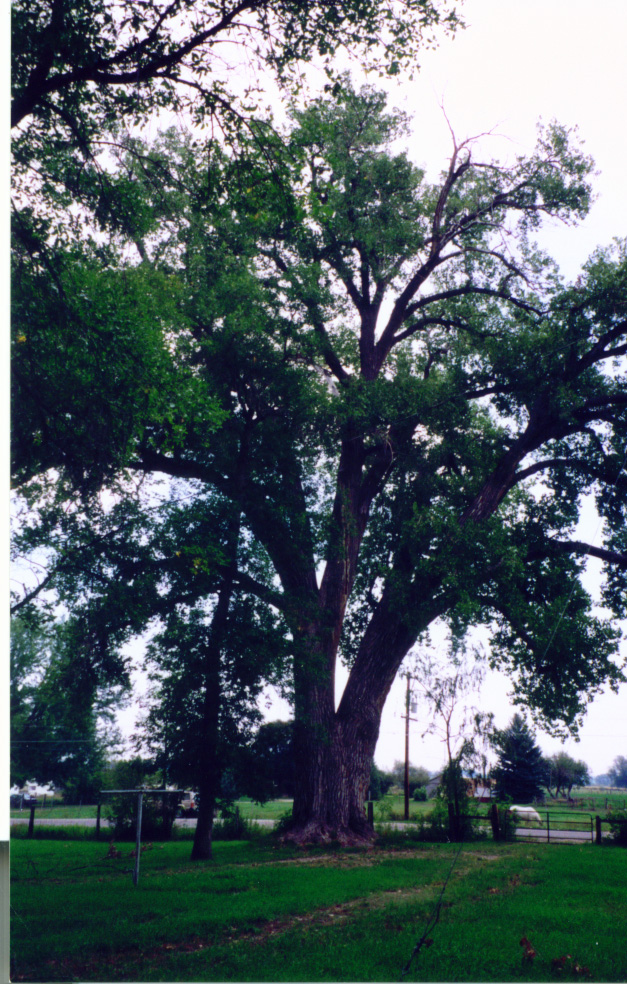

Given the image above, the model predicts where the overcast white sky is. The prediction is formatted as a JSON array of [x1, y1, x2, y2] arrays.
[[4, 3, 627, 832]]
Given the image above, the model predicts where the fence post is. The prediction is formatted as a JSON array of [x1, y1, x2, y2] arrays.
[[547, 812, 550, 844], [448, 803, 461, 841], [133, 793, 143, 887], [489, 803, 500, 842], [28, 802, 36, 838], [595, 815, 602, 845], [96, 801, 102, 841]]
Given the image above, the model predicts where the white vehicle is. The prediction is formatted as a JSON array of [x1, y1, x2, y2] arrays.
[[509, 805, 543, 824], [178, 791, 197, 815]]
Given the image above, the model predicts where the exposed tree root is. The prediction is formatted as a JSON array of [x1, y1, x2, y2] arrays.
[[280, 818, 375, 848]]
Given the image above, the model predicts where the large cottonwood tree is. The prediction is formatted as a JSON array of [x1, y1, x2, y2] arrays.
[[13, 86, 627, 844]]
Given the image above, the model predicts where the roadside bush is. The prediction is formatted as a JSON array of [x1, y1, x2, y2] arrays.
[[106, 797, 179, 841], [413, 786, 427, 801], [496, 804, 517, 842], [607, 808, 627, 846], [376, 805, 487, 844], [213, 805, 260, 841], [272, 809, 295, 837], [101, 758, 180, 841]]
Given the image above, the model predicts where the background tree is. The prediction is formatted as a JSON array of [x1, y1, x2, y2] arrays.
[[11, 614, 124, 801], [608, 756, 627, 789], [12, 469, 290, 858], [491, 714, 546, 803], [410, 644, 492, 771], [139, 589, 288, 859], [367, 762, 395, 801], [239, 720, 296, 802], [544, 752, 590, 799], [388, 761, 431, 795], [12, 85, 627, 845]]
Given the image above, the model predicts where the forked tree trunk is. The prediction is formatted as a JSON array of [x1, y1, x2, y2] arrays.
[[276, 624, 371, 844], [283, 588, 431, 846], [285, 712, 376, 846]]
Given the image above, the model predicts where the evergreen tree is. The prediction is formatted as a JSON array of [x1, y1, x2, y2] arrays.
[[491, 714, 545, 803]]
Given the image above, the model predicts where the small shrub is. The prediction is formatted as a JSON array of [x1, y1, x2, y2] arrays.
[[272, 809, 295, 837], [213, 806, 258, 841], [496, 804, 517, 842], [607, 808, 627, 846], [105, 794, 179, 841], [375, 799, 394, 823], [413, 787, 427, 802]]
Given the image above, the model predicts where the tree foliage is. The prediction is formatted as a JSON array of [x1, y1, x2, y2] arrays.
[[10, 614, 124, 800], [608, 755, 627, 789], [544, 752, 590, 799], [240, 720, 295, 802], [388, 760, 431, 791], [12, 81, 627, 843], [11, 0, 461, 243]]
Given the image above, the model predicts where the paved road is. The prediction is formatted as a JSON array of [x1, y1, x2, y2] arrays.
[[513, 826, 595, 843], [9, 816, 276, 829]]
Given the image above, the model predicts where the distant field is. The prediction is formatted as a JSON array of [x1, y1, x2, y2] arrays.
[[11, 836, 627, 982], [230, 798, 294, 821], [10, 804, 98, 820]]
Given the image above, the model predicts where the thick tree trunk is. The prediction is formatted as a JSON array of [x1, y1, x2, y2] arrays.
[[284, 584, 443, 846], [191, 775, 217, 860], [284, 709, 376, 846], [280, 621, 375, 845], [190, 654, 221, 861]]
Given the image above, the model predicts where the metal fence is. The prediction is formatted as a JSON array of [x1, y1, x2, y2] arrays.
[[460, 808, 627, 844]]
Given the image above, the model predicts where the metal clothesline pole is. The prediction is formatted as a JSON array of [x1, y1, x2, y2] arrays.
[[99, 789, 184, 886]]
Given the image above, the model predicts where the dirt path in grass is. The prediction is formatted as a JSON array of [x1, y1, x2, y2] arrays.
[[13, 851, 491, 982], [13, 889, 430, 982]]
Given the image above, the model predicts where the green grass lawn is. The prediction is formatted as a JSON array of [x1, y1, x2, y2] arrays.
[[231, 798, 295, 821], [10, 799, 294, 823], [11, 835, 627, 982], [10, 803, 99, 820]]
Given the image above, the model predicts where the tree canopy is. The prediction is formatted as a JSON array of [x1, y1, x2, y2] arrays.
[[543, 752, 590, 799], [10, 614, 124, 800], [12, 0, 460, 128], [11, 0, 461, 246], [608, 755, 627, 789], [12, 81, 627, 843]]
